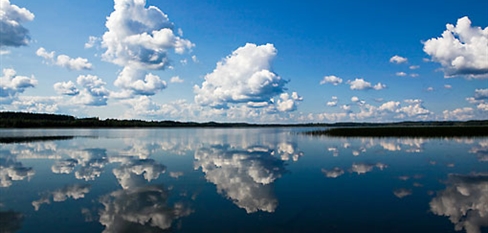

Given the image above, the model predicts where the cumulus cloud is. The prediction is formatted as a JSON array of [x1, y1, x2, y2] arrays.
[[170, 76, 183, 83], [276, 92, 303, 112], [113, 159, 166, 190], [443, 107, 474, 121], [320, 75, 343, 85], [390, 55, 408, 64], [0, 0, 34, 47], [36, 47, 93, 70], [114, 67, 167, 96], [99, 185, 192, 233], [347, 78, 386, 90], [53, 75, 111, 106], [53, 81, 79, 96], [84, 36, 100, 49], [429, 173, 488, 233], [102, 0, 193, 70], [395, 72, 407, 77], [0, 68, 37, 98], [397, 99, 432, 119], [51, 159, 78, 174], [378, 101, 400, 112], [423, 16, 488, 78], [194, 43, 288, 109], [327, 96, 338, 107], [194, 145, 287, 213]]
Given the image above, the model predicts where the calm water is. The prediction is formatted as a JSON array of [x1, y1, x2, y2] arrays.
[[0, 128, 487, 233]]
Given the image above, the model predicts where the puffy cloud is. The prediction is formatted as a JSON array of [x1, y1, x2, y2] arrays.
[[443, 107, 474, 121], [378, 101, 400, 112], [389, 55, 408, 64], [320, 75, 343, 85], [170, 76, 183, 83], [51, 159, 78, 174], [99, 185, 192, 233], [409, 65, 420, 70], [53, 81, 79, 96], [347, 78, 386, 90], [194, 43, 288, 109], [84, 36, 100, 49], [397, 99, 432, 119], [429, 173, 488, 233], [423, 16, 488, 78], [0, 68, 37, 98], [101, 0, 193, 70], [114, 67, 167, 96], [444, 84, 452, 89], [474, 89, 488, 100], [73, 75, 110, 106], [327, 96, 338, 107], [0, 0, 34, 47], [276, 92, 303, 112], [395, 72, 407, 77], [194, 145, 287, 213], [36, 47, 93, 70], [321, 167, 344, 178], [349, 162, 387, 175]]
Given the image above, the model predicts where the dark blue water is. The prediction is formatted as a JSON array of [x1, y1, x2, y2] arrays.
[[0, 128, 487, 233]]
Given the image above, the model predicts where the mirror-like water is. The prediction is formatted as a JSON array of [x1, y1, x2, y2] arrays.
[[0, 128, 487, 233]]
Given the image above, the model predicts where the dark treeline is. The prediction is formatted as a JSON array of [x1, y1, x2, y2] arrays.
[[1, 111, 488, 129], [305, 126, 488, 137]]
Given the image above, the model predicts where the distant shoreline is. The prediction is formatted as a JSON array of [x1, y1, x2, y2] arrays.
[[304, 126, 488, 137], [0, 111, 487, 130]]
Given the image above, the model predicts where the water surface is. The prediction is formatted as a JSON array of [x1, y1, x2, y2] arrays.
[[0, 128, 487, 233]]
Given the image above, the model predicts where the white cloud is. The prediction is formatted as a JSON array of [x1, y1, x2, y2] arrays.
[[409, 65, 420, 70], [74, 75, 110, 106], [36, 47, 93, 70], [443, 107, 474, 120], [395, 72, 407, 77], [53, 81, 79, 96], [347, 78, 386, 90], [194, 43, 288, 109], [397, 99, 432, 118], [0, 49, 10, 55], [32, 184, 90, 211], [474, 89, 488, 100], [429, 174, 488, 233], [114, 67, 167, 96], [320, 75, 343, 85], [276, 92, 302, 112], [350, 163, 374, 175], [327, 96, 338, 107], [389, 55, 408, 64], [444, 84, 452, 89], [101, 0, 194, 70], [427, 87, 434, 91], [170, 76, 184, 83], [84, 36, 100, 49], [423, 16, 488, 78], [0, 157, 35, 188], [0, 68, 37, 98], [0, 0, 34, 47], [191, 55, 198, 63], [410, 73, 419, 77], [378, 101, 400, 112]]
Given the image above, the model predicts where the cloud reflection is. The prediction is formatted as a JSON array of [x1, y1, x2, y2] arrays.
[[99, 185, 192, 233], [429, 173, 488, 233], [0, 156, 34, 187], [0, 210, 23, 233], [32, 183, 91, 211], [194, 144, 287, 213]]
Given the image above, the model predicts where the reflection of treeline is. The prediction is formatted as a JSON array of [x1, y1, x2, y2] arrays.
[[0, 136, 75, 143], [1, 111, 488, 129], [306, 126, 488, 137]]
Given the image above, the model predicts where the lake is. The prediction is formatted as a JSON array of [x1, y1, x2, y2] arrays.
[[0, 128, 487, 233]]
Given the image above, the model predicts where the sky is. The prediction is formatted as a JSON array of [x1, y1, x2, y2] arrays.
[[0, 0, 487, 123]]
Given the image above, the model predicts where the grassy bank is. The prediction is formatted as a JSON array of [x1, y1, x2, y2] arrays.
[[305, 126, 488, 137]]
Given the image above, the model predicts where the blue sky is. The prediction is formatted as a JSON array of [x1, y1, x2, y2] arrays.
[[1, 0, 487, 123]]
